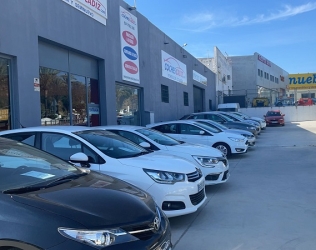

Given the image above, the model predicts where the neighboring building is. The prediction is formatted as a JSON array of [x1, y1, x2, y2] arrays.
[[0, 0, 216, 131], [228, 53, 289, 107], [199, 47, 233, 106], [200, 51, 289, 107], [288, 73, 316, 100]]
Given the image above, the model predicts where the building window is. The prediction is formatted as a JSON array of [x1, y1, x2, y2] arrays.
[[275, 77, 279, 83], [227, 75, 231, 80], [264, 72, 266, 79], [116, 84, 141, 125], [0, 57, 11, 131], [39, 67, 100, 126], [183, 92, 189, 106], [161, 84, 169, 103], [270, 75, 274, 82], [258, 69, 260, 76], [267, 73, 269, 79], [261, 70, 263, 77]]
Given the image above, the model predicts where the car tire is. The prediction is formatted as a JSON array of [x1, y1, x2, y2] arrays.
[[213, 143, 231, 157]]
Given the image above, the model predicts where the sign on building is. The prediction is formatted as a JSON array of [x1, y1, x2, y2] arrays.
[[161, 50, 187, 85], [62, 0, 107, 25], [120, 7, 140, 84], [289, 73, 316, 89]]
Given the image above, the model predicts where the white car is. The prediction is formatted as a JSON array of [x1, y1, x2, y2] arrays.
[[146, 120, 249, 157], [98, 125, 230, 186], [0, 126, 206, 218], [193, 119, 256, 146]]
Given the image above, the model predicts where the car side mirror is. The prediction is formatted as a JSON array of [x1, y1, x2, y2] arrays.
[[139, 142, 151, 148], [69, 152, 91, 168], [282, 114, 285, 116]]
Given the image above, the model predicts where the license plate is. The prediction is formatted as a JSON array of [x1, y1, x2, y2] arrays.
[[198, 180, 204, 192], [271, 121, 278, 123]]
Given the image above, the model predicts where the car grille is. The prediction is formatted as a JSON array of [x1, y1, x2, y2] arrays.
[[222, 170, 229, 180], [187, 169, 202, 182], [122, 223, 156, 241], [205, 174, 220, 181], [189, 188, 205, 205]]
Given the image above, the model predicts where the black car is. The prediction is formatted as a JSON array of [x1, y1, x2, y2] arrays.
[[0, 138, 171, 250], [182, 111, 259, 136]]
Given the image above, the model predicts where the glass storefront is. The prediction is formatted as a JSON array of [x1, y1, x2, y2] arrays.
[[0, 58, 11, 131], [40, 67, 99, 126], [116, 84, 141, 125]]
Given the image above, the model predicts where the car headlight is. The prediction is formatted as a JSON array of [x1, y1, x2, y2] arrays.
[[192, 155, 219, 167], [242, 134, 253, 139], [143, 169, 185, 184], [58, 228, 132, 247], [228, 137, 245, 142], [247, 126, 256, 130]]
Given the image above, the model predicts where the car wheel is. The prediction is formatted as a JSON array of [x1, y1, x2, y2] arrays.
[[213, 143, 231, 157]]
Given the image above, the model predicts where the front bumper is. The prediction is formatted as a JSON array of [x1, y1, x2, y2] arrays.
[[146, 176, 206, 218], [231, 141, 248, 154], [201, 160, 230, 185]]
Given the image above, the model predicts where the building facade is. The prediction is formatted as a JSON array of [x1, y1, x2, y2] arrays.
[[200, 51, 289, 108], [199, 47, 233, 106], [228, 53, 289, 107], [0, 0, 216, 131]]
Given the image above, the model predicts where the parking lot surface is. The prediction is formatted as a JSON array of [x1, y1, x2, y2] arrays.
[[170, 121, 316, 250]]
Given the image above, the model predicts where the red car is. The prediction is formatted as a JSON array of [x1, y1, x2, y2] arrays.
[[264, 110, 285, 126]]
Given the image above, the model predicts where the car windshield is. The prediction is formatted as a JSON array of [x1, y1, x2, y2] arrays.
[[266, 111, 281, 116], [136, 128, 180, 146], [218, 113, 234, 122], [75, 130, 149, 159], [198, 121, 228, 131], [193, 122, 221, 133], [0, 138, 80, 192]]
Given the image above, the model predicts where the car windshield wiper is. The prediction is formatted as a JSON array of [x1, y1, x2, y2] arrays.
[[129, 151, 151, 157], [43, 172, 88, 187], [3, 172, 88, 194]]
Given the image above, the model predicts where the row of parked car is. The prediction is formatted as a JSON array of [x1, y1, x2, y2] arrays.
[[0, 110, 278, 249]]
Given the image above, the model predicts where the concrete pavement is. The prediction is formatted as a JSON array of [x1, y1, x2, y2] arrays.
[[170, 121, 316, 250]]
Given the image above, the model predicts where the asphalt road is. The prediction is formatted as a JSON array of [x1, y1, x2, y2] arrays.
[[170, 121, 316, 250]]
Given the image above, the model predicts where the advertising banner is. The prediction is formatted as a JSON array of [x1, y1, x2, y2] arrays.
[[62, 0, 107, 25], [289, 73, 316, 89], [193, 70, 207, 85], [161, 50, 187, 85], [120, 7, 140, 84]]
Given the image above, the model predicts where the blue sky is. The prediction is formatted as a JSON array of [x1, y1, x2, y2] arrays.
[[123, 0, 316, 74]]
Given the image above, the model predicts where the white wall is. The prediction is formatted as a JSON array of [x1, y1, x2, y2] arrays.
[[241, 106, 316, 122]]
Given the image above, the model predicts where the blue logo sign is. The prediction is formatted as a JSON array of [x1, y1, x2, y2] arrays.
[[123, 46, 138, 60]]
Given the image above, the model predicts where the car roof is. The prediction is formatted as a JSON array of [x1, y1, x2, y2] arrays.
[[96, 125, 146, 131], [147, 120, 201, 126], [0, 126, 96, 134]]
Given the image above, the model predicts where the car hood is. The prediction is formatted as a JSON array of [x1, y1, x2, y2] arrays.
[[165, 142, 223, 157], [11, 171, 157, 228], [118, 151, 197, 173], [250, 117, 264, 122], [265, 116, 283, 119], [225, 121, 254, 127], [222, 131, 245, 139], [227, 129, 253, 135]]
